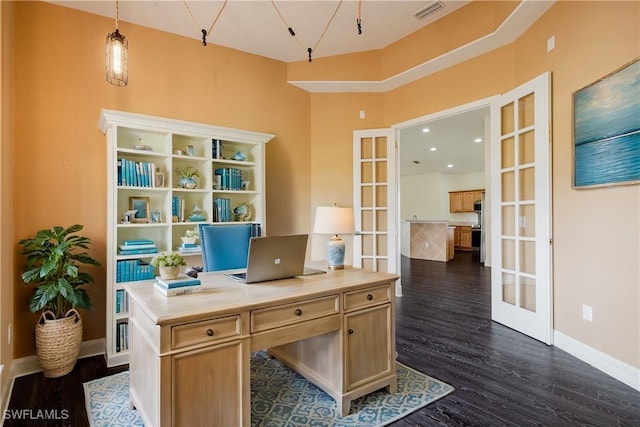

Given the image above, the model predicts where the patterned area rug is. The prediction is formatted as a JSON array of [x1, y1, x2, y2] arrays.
[[84, 351, 454, 427]]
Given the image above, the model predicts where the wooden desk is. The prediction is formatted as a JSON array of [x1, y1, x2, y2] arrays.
[[124, 268, 399, 426]]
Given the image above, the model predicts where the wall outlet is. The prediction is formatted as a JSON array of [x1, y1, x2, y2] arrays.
[[582, 304, 593, 322], [7, 323, 11, 345], [359, 110, 366, 119], [547, 35, 555, 52]]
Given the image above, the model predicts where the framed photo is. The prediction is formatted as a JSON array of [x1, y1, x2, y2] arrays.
[[186, 145, 195, 156], [573, 58, 640, 188], [129, 197, 150, 223], [155, 172, 165, 187]]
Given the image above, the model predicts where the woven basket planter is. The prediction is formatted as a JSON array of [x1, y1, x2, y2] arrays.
[[35, 309, 83, 378]]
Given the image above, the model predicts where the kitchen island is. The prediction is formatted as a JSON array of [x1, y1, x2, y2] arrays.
[[401, 220, 456, 262]]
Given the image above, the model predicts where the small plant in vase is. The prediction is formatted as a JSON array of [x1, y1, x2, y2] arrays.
[[176, 165, 200, 189], [151, 252, 186, 280], [181, 229, 198, 245]]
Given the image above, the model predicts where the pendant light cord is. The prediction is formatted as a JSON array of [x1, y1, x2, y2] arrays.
[[271, 0, 343, 62], [115, 0, 119, 30], [182, 0, 229, 46]]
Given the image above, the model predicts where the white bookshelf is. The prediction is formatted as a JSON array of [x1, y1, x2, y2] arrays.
[[99, 109, 274, 366]]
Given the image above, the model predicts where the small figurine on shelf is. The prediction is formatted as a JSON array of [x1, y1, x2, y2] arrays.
[[176, 166, 200, 189], [233, 203, 251, 221], [188, 205, 206, 222]]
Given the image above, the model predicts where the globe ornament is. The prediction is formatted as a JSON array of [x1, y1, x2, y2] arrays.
[[233, 203, 251, 221]]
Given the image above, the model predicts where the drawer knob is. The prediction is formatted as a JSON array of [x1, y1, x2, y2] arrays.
[[367, 294, 373, 300], [295, 309, 303, 316], [206, 329, 214, 337], [348, 328, 354, 335]]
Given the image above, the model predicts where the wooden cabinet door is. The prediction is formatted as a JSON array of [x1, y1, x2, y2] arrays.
[[171, 340, 249, 426], [453, 227, 461, 247], [473, 190, 484, 203], [462, 191, 475, 212], [460, 227, 472, 249], [449, 192, 463, 212], [345, 304, 392, 391]]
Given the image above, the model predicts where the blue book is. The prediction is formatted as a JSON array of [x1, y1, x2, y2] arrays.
[[155, 276, 202, 289], [119, 248, 158, 255], [122, 239, 155, 246]]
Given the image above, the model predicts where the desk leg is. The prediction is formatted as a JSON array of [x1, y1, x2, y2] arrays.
[[339, 399, 351, 417], [386, 378, 397, 394]]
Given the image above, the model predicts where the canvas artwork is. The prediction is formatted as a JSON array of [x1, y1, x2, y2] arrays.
[[573, 59, 640, 188]]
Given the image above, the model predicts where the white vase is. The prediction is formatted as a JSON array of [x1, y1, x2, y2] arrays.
[[159, 266, 180, 280], [181, 236, 197, 245]]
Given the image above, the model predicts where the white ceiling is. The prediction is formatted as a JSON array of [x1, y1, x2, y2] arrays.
[[48, 0, 468, 63]]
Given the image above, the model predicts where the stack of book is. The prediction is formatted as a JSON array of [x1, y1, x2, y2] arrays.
[[177, 242, 201, 255], [153, 275, 202, 296], [118, 239, 158, 255]]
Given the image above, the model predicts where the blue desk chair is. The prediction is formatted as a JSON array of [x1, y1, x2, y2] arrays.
[[198, 224, 253, 271]]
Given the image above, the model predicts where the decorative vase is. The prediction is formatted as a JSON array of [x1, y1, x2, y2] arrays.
[[35, 309, 83, 378], [159, 266, 180, 280], [181, 236, 197, 245], [179, 177, 197, 189]]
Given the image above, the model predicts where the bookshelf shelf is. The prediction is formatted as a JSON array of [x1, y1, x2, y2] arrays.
[[100, 109, 274, 366]]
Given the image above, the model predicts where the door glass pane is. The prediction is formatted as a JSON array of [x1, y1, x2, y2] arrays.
[[502, 171, 515, 202], [502, 273, 516, 305], [362, 258, 374, 271], [375, 137, 387, 158], [375, 161, 387, 182], [376, 259, 388, 273], [375, 185, 387, 207], [519, 130, 535, 164], [518, 93, 535, 128], [519, 205, 535, 237], [502, 239, 515, 270], [377, 235, 388, 256], [361, 137, 373, 159], [501, 137, 515, 169], [501, 102, 514, 135], [361, 210, 373, 231], [376, 210, 387, 232], [362, 235, 373, 256], [520, 241, 536, 275], [519, 167, 535, 201], [502, 205, 515, 236], [361, 162, 372, 183], [361, 186, 373, 207], [520, 277, 536, 312]]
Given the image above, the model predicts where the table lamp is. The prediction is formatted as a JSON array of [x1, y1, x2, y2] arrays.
[[313, 205, 355, 269]]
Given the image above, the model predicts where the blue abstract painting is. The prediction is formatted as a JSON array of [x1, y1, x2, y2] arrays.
[[574, 59, 640, 188]]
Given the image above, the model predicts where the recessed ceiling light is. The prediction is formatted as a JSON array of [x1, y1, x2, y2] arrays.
[[474, 138, 483, 143], [430, 147, 437, 151], [447, 164, 453, 168], [422, 128, 430, 133]]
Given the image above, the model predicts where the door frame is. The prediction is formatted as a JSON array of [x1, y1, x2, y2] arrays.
[[393, 96, 498, 282]]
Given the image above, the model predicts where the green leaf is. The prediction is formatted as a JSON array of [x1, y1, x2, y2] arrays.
[[29, 284, 59, 313]]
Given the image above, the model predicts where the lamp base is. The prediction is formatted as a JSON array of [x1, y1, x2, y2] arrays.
[[326, 235, 346, 270]]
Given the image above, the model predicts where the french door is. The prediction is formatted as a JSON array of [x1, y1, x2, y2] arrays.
[[490, 72, 553, 344], [352, 129, 398, 282]]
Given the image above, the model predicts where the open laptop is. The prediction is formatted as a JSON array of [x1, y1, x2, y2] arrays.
[[226, 234, 324, 284]]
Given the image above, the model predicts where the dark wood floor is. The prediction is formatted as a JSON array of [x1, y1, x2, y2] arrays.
[[5, 251, 640, 426]]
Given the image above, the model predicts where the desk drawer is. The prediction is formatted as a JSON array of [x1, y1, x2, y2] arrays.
[[171, 315, 241, 350], [251, 295, 339, 333], [344, 284, 391, 312]]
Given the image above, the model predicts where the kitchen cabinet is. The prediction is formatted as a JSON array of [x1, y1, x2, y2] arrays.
[[454, 226, 473, 251], [449, 189, 484, 212]]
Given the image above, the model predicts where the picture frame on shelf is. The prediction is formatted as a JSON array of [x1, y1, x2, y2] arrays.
[[186, 145, 195, 156], [155, 172, 165, 187], [130, 197, 150, 223]]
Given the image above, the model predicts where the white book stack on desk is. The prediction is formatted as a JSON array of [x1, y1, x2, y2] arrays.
[[153, 275, 202, 296]]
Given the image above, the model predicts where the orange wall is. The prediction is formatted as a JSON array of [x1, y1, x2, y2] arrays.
[[11, 2, 310, 358], [307, 1, 639, 369]]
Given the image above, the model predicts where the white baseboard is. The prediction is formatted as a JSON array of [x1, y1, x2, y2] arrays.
[[554, 331, 639, 391], [12, 338, 105, 379]]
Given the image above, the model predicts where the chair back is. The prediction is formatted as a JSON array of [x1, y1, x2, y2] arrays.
[[198, 224, 253, 271]]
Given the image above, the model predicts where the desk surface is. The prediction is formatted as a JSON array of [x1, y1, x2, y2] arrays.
[[125, 267, 399, 326]]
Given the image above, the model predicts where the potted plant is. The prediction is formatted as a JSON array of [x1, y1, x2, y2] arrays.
[[176, 165, 200, 189], [18, 224, 101, 378], [151, 251, 186, 280]]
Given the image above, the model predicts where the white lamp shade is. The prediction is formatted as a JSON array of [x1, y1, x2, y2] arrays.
[[313, 206, 355, 235]]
